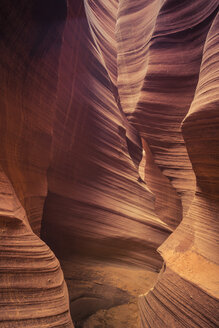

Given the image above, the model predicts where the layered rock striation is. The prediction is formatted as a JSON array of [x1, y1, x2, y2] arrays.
[[0, 166, 73, 327], [0, 0, 219, 327]]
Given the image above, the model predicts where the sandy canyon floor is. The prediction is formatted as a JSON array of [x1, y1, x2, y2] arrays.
[[61, 258, 158, 328]]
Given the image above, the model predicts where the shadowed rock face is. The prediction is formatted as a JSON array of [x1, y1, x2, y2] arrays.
[[0, 167, 73, 327], [0, 0, 219, 327]]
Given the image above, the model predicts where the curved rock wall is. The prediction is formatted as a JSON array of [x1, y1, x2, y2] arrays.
[[0, 1, 74, 326], [139, 10, 219, 323], [0, 0, 169, 325], [0, 166, 73, 327], [42, 0, 169, 269], [85, 0, 219, 326], [137, 3, 219, 328], [0, 0, 68, 235], [0, 0, 218, 327]]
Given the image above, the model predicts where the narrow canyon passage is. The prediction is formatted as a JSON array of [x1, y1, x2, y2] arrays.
[[0, 1, 219, 328]]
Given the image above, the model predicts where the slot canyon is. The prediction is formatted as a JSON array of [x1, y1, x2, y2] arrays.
[[0, 1, 219, 327]]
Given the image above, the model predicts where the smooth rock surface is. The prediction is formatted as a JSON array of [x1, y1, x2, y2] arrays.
[[0, 0, 219, 327]]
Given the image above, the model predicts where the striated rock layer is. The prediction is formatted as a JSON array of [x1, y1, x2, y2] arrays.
[[41, 1, 170, 322], [0, 0, 219, 327], [42, 0, 170, 271], [0, 166, 73, 327], [0, 0, 170, 326], [0, 0, 69, 236], [85, 0, 219, 326], [0, 0, 73, 326], [137, 3, 219, 328]]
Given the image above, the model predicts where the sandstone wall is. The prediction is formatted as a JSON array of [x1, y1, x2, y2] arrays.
[[0, 0, 218, 327]]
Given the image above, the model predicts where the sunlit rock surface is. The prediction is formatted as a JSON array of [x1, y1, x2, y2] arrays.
[[0, 0, 219, 327], [136, 3, 219, 328], [42, 0, 169, 271]]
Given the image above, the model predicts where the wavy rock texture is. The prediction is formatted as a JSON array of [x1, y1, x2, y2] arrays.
[[116, 0, 163, 116], [130, 0, 216, 220], [137, 3, 219, 328], [85, 0, 219, 326], [42, 0, 169, 269], [0, 0, 170, 326], [41, 1, 170, 323], [0, 0, 73, 326], [0, 0, 68, 235], [0, 166, 73, 327], [0, 0, 219, 327]]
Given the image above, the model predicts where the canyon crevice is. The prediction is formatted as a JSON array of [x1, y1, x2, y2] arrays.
[[0, 1, 218, 327]]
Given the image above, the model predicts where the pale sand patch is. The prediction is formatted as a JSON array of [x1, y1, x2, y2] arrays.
[[83, 302, 141, 328], [63, 259, 159, 328]]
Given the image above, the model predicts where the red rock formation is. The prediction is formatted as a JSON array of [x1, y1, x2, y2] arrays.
[[42, 0, 170, 271], [0, 166, 73, 327], [85, 0, 219, 326], [137, 3, 219, 328], [0, 0, 219, 327], [0, 0, 67, 235], [0, 0, 169, 325], [116, 0, 163, 116], [0, 0, 73, 326]]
